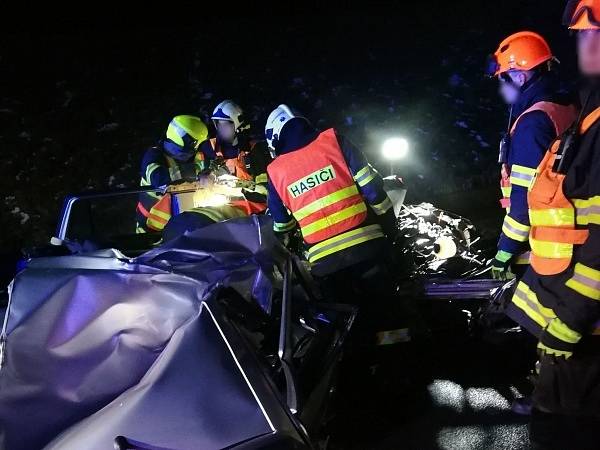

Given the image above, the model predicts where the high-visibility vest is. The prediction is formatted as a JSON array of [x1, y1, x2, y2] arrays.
[[500, 102, 578, 211], [209, 138, 254, 181], [267, 129, 385, 263], [528, 107, 600, 275]]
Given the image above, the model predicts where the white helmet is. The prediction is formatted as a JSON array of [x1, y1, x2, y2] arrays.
[[211, 100, 248, 132], [265, 104, 305, 150]]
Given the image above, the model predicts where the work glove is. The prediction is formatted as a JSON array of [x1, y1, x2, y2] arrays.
[[537, 318, 582, 360], [491, 250, 515, 280]]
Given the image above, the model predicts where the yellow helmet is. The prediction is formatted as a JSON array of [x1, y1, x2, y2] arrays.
[[166, 115, 208, 147]]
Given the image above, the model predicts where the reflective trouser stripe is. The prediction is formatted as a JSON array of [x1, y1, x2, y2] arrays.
[[294, 185, 361, 222], [512, 281, 600, 336], [512, 282, 556, 329], [566, 263, 600, 301], [301, 202, 367, 240], [307, 224, 384, 263]]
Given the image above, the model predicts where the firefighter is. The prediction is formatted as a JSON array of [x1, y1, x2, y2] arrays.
[[198, 100, 271, 196], [486, 31, 577, 281], [505, 2, 600, 448], [136, 115, 208, 233], [264, 105, 397, 307]]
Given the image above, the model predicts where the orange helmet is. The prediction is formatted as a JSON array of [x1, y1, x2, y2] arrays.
[[563, 0, 600, 30], [486, 31, 553, 77]]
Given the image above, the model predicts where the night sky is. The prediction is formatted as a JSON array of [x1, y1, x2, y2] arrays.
[[0, 1, 574, 256]]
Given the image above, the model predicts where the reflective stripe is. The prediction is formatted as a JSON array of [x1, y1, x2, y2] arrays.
[[530, 208, 574, 227], [302, 202, 367, 238], [354, 165, 377, 187], [574, 197, 600, 226], [547, 318, 582, 344], [136, 226, 147, 234], [145, 163, 162, 184], [530, 239, 573, 258], [255, 173, 268, 184], [149, 208, 170, 222], [512, 282, 556, 328], [147, 217, 168, 230], [502, 216, 530, 242], [510, 164, 536, 188], [307, 224, 384, 263], [566, 263, 600, 301], [371, 196, 393, 216], [515, 251, 531, 265], [169, 119, 188, 137], [294, 185, 361, 222], [274, 218, 297, 232]]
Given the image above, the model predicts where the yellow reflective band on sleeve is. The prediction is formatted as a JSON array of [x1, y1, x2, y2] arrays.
[[510, 165, 537, 188], [294, 186, 360, 222], [371, 196, 393, 216], [301, 202, 367, 239], [515, 251, 531, 265], [354, 165, 377, 187], [566, 263, 600, 301], [529, 208, 574, 227], [255, 173, 268, 184], [502, 215, 530, 242], [547, 318, 582, 344], [274, 218, 297, 233], [253, 184, 268, 196], [145, 163, 162, 184], [307, 224, 384, 263], [511, 281, 556, 328], [574, 197, 600, 226], [139, 179, 162, 199]]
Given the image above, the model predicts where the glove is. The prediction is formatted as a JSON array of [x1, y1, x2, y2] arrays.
[[537, 318, 582, 360], [491, 250, 514, 280]]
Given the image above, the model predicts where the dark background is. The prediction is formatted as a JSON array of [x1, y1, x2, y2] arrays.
[[0, 1, 574, 257]]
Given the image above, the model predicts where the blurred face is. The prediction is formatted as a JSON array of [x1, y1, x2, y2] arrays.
[[577, 30, 600, 76], [215, 120, 236, 143], [498, 71, 530, 105]]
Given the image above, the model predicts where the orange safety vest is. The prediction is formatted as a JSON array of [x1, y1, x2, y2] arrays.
[[500, 101, 578, 211], [267, 128, 371, 245], [528, 107, 600, 275], [209, 138, 254, 181]]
